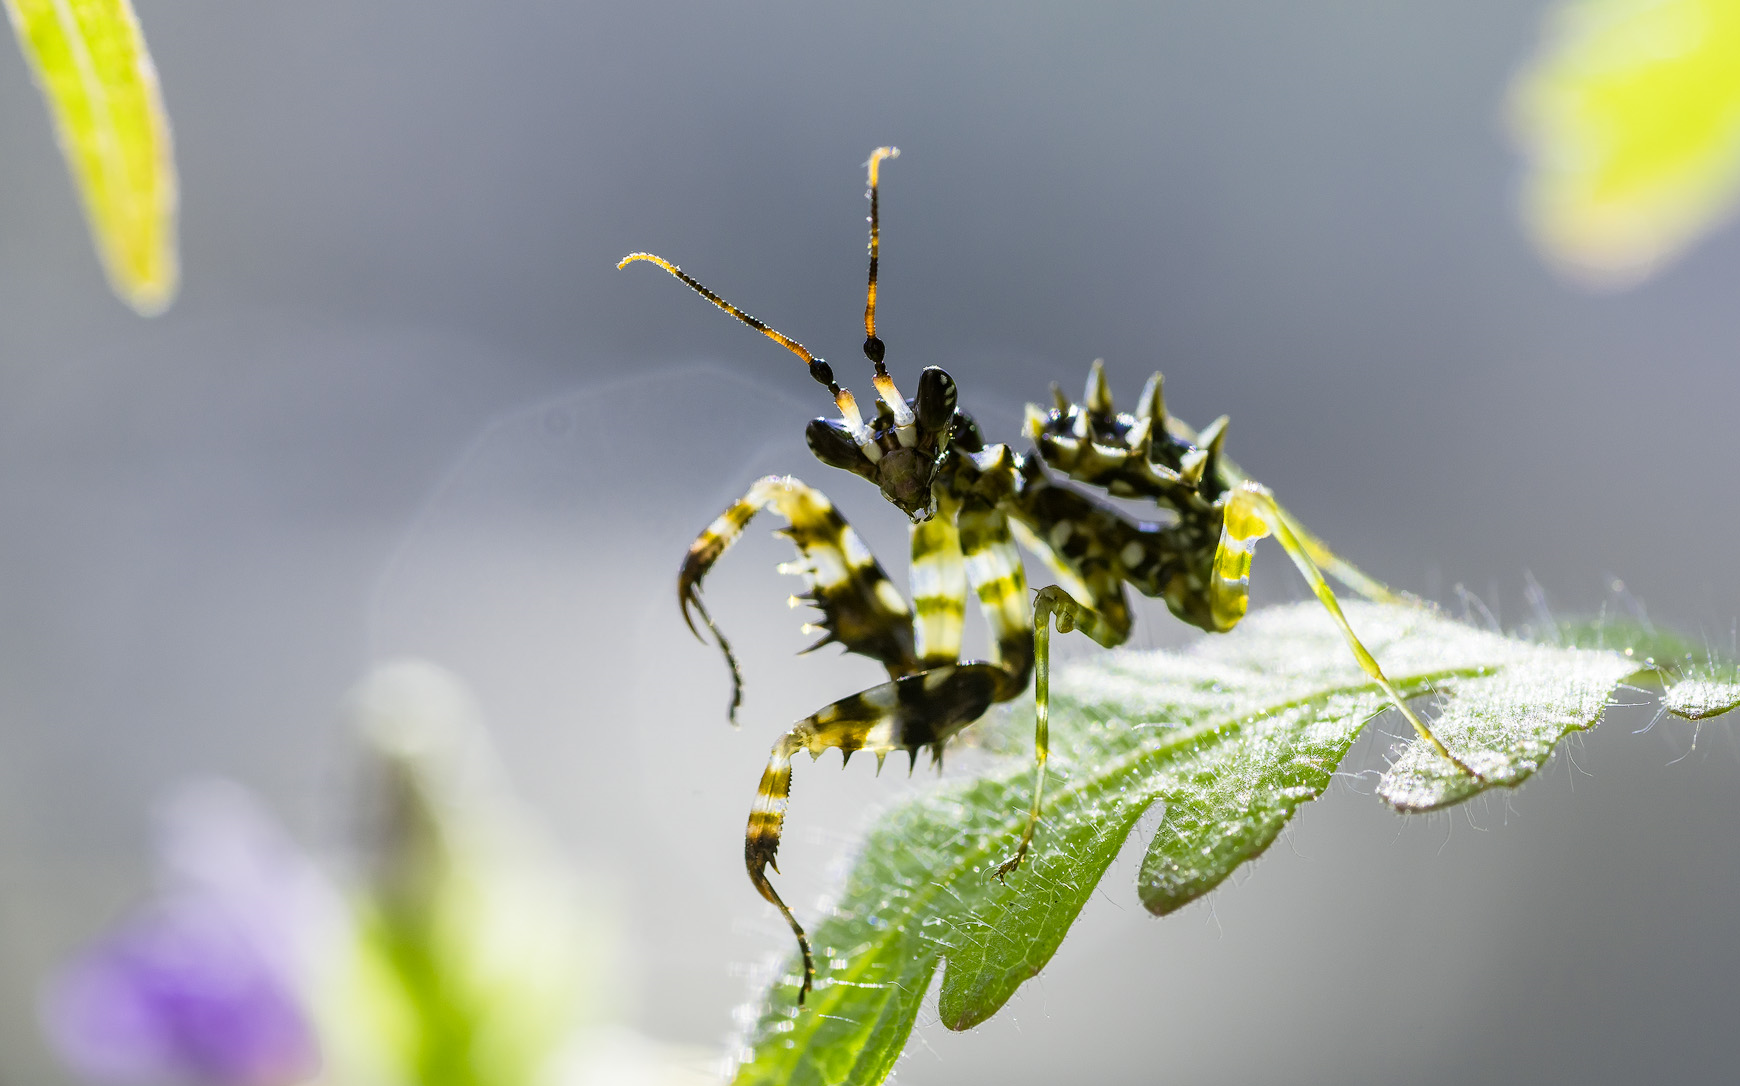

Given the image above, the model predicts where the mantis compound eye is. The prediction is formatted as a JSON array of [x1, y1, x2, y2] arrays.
[[914, 367, 957, 433], [805, 417, 878, 481]]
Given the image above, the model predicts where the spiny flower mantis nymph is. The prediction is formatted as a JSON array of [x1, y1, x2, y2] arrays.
[[621, 147, 1465, 1005]]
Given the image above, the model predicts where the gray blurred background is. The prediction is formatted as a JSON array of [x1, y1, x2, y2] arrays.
[[1, 1, 1738, 1083]]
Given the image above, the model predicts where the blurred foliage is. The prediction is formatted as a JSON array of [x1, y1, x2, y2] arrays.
[[1511, 0, 1740, 287], [316, 661, 595, 1086], [1554, 614, 1708, 665], [725, 602, 1730, 1086], [3, 0, 177, 313], [41, 662, 722, 1086], [41, 783, 331, 1086]]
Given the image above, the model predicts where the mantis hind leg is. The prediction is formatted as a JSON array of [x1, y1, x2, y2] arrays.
[[995, 583, 1131, 880], [1211, 480, 1471, 773], [1266, 498, 1406, 606], [746, 663, 1008, 1003]]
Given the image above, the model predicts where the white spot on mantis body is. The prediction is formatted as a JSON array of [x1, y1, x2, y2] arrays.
[[705, 512, 741, 539], [1179, 448, 1208, 486], [1025, 403, 1048, 440], [909, 560, 948, 600], [963, 551, 1008, 587], [842, 528, 877, 570], [804, 551, 850, 588], [875, 580, 911, 614], [862, 685, 899, 712]]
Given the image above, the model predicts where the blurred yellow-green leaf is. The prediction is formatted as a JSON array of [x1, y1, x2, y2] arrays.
[[4, 0, 178, 313], [319, 661, 597, 1086], [1510, 0, 1740, 288]]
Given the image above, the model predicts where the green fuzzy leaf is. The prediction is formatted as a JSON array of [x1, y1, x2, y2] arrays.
[[729, 603, 1640, 1086], [1376, 647, 1639, 812], [4, 0, 178, 313], [1662, 669, 1740, 720]]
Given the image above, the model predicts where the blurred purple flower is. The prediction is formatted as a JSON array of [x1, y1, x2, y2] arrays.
[[43, 781, 332, 1086]]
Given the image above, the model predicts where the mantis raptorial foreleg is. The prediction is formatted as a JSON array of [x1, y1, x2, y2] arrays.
[[678, 475, 918, 722]]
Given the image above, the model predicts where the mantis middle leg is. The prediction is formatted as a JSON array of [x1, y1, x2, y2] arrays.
[[994, 582, 1132, 880]]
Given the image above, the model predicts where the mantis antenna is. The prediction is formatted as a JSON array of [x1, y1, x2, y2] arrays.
[[617, 251, 871, 439], [858, 147, 915, 432], [862, 145, 899, 370]]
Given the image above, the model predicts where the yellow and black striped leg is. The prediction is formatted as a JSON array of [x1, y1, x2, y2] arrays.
[[909, 491, 967, 668], [679, 475, 919, 723], [955, 497, 1035, 683], [994, 584, 1129, 881], [746, 663, 1009, 1003], [1211, 480, 1472, 774]]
